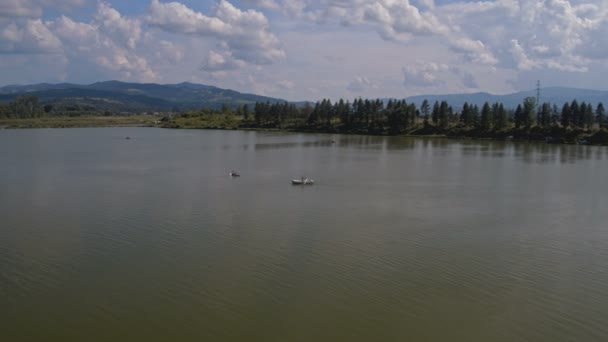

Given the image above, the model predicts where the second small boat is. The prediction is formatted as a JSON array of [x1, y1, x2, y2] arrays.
[[292, 177, 314, 185]]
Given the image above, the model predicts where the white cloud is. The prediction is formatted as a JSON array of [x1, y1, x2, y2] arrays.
[[260, 0, 607, 80], [156, 40, 184, 64], [0, 0, 42, 18], [0, 19, 62, 53], [347, 76, 376, 92], [43, 2, 157, 82], [147, 0, 285, 66], [0, 0, 85, 19], [1, 0, 607, 100], [201, 50, 246, 71], [510, 39, 539, 71], [402, 63, 450, 87], [95, 2, 142, 50]]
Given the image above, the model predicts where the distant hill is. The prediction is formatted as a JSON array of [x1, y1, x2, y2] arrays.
[[2, 81, 607, 114], [0, 81, 289, 113], [406, 87, 608, 110]]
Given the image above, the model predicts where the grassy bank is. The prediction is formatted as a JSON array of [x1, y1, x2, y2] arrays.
[[4, 113, 607, 146], [0, 115, 158, 129], [161, 112, 608, 146]]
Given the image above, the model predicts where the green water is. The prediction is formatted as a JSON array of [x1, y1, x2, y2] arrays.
[[1, 128, 608, 341]]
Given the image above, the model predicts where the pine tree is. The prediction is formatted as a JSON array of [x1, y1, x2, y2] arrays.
[[596, 102, 605, 129], [480, 102, 492, 130], [514, 104, 524, 128], [439, 101, 449, 128], [522, 97, 536, 128], [570, 100, 580, 128], [421, 99, 430, 120], [431, 101, 440, 125], [561, 102, 570, 128]]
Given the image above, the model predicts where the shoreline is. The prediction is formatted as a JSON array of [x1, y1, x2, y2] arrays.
[[2, 117, 607, 146], [0, 115, 157, 129]]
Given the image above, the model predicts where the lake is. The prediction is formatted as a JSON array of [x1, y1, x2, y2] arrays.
[[1, 127, 608, 341]]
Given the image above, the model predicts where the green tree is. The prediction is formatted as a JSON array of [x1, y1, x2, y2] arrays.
[[493, 103, 507, 130], [431, 101, 440, 125], [561, 102, 570, 128], [597, 102, 605, 128], [514, 104, 524, 128], [480, 102, 492, 130], [570, 100, 580, 128], [538, 103, 551, 128], [420, 99, 430, 122], [522, 97, 536, 128], [583, 103, 594, 130], [439, 101, 449, 129], [243, 104, 249, 120]]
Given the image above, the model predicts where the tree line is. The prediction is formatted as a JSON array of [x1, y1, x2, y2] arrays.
[[245, 96, 606, 134], [0, 96, 156, 119]]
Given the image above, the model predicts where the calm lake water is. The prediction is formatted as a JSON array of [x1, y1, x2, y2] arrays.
[[1, 127, 608, 341]]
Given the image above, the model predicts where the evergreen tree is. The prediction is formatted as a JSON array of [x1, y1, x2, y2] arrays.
[[480, 102, 492, 130], [597, 102, 605, 128], [494, 103, 507, 130], [583, 103, 594, 130], [539, 103, 551, 128], [522, 97, 536, 128], [570, 100, 580, 128], [514, 104, 524, 128], [439, 101, 449, 128], [421, 99, 430, 121], [431, 101, 440, 125], [471, 105, 480, 127], [243, 104, 249, 120], [561, 102, 571, 128]]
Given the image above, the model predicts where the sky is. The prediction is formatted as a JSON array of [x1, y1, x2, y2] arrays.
[[0, 0, 607, 101]]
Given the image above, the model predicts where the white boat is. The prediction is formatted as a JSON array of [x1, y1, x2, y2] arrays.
[[292, 177, 314, 185], [229, 171, 240, 177]]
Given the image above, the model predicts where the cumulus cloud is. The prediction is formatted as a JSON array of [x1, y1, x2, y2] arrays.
[[156, 40, 184, 64], [258, 0, 607, 77], [347, 76, 376, 92], [201, 50, 246, 71], [147, 0, 285, 66], [0, 19, 62, 53], [95, 2, 142, 50], [359, 0, 447, 39], [1, 0, 607, 99], [402, 63, 450, 87], [0, 0, 42, 18], [510, 39, 539, 71], [0, 0, 85, 19], [439, 0, 606, 71], [0, 2, 159, 82]]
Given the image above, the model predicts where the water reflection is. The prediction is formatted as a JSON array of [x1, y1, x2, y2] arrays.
[[2, 128, 608, 341], [373, 135, 608, 165]]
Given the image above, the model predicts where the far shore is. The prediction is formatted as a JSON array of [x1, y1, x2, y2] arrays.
[[2, 115, 608, 146], [0, 115, 156, 129]]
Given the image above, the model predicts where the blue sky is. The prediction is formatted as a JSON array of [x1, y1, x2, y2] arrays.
[[1, 0, 607, 101]]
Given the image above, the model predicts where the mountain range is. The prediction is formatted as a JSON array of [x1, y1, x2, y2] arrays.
[[0, 81, 288, 113], [1, 81, 607, 113], [406, 87, 608, 110]]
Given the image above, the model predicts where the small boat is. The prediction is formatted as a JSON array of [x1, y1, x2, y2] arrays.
[[125, 136, 131, 140], [292, 177, 314, 185], [229, 171, 240, 177]]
